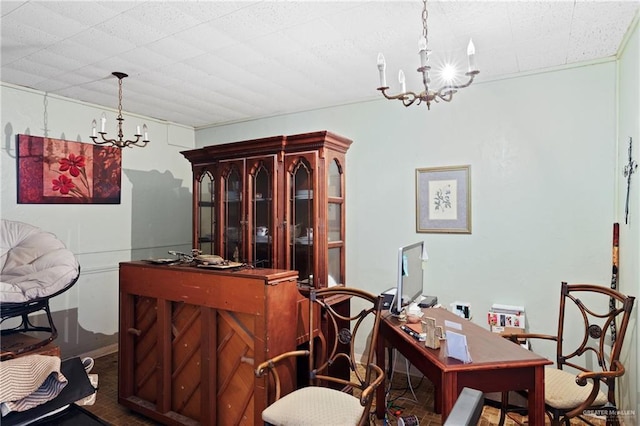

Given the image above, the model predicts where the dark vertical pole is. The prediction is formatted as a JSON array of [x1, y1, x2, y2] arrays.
[[610, 223, 619, 344]]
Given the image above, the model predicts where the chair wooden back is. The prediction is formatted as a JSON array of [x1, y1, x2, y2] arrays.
[[556, 282, 635, 405], [306, 287, 384, 394]]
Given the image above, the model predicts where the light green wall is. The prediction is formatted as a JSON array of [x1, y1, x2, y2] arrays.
[[197, 60, 634, 411], [0, 83, 195, 356], [616, 10, 640, 421]]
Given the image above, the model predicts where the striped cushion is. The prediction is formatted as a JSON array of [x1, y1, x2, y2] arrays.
[[545, 367, 608, 410], [262, 386, 364, 426], [0, 355, 67, 415]]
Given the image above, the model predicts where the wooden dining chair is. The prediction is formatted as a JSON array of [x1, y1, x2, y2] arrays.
[[255, 286, 384, 426], [500, 282, 635, 425]]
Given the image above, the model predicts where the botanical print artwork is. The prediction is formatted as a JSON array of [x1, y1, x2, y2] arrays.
[[17, 134, 121, 204], [416, 165, 471, 233], [428, 179, 457, 220]]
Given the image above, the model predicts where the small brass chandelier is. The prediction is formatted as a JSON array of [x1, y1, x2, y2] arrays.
[[376, 0, 479, 109], [91, 72, 149, 148]]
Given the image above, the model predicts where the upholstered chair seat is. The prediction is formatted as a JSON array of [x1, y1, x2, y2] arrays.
[[543, 367, 608, 410], [261, 386, 365, 426]]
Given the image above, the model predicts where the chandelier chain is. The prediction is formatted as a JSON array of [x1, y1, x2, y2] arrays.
[[422, 0, 428, 44], [117, 78, 124, 120], [117, 77, 124, 140]]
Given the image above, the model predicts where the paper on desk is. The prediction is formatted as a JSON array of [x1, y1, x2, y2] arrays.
[[444, 320, 462, 330], [445, 330, 472, 364]]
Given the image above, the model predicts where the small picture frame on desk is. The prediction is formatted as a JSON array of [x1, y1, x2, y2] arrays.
[[416, 165, 471, 234]]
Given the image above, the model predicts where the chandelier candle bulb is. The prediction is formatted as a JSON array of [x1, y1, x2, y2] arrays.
[[91, 120, 97, 137], [136, 125, 141, 135], [418, 37, 428, 67], [377, 53, 386, 87], [398, 70, 406, 93], [467, 38, 476, 72], [143, 124, 148, 141], [101, 113, 106, 132]]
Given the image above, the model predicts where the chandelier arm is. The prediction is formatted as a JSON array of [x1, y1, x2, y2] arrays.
[[402, 97, 419, 107], [126, 138, 149, 148], [435, 71, 479, 96], [436, 91, 455, 102], [90, 133, 114, 146], [377, 87, 420, 107], [90, 132, 147, 149]]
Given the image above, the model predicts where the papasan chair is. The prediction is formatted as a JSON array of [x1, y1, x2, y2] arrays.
[[1, 219, 80, 360]]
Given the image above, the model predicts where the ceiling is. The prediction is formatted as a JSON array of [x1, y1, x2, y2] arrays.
[[2, 1, 638, 129]]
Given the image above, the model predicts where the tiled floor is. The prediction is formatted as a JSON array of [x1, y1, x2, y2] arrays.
[[83, 352, 156, 426], [84, 351, 605, 425]]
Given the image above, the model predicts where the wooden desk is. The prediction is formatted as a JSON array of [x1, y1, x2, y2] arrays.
[[375, 308, 552, 425]]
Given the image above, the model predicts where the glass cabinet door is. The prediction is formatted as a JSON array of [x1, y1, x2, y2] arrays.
[[251, 160, 274, 268], [222, 163, 243, 262], [327, 159, 344, 287], [197, 171, 215, 255], [289, 158, 314, 286]]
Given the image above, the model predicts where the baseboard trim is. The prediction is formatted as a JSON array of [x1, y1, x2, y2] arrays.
[[77, 343, 118, 360]]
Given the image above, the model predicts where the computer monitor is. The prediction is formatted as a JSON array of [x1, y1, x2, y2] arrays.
[[392, 241, 426, 315]]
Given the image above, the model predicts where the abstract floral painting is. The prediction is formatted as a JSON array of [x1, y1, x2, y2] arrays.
[[17, 134, 121, 204]]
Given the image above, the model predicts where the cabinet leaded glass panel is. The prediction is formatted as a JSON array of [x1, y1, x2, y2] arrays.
[[198, 171, 215, 255], [290, 158, 313, 285], [252, 162, 273, 268], [224, 165, 242, 262]]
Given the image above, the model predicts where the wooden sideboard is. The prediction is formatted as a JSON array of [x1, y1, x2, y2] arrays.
[[118, 261, 300, 425]]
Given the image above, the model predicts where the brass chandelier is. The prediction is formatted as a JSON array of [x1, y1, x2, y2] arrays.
[[91, 72, 149, 148], [376, 0, 479, 109]]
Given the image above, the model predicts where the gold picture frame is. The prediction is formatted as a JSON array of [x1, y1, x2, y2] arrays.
[[416, 165, 471, 234]]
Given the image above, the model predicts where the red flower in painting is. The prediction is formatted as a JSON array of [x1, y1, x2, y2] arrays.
[[52, 174, 75, 195], [59, 153, 86, 177]]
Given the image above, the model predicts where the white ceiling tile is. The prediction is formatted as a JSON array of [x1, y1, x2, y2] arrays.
[[124, 2, 203, 35], [1, 1, 27, 17], [1, 66, 43, 87], [2, 2, 90, 40], [65, 27, 136, 58], [3, 56, 63, 83], [1, 0, 638, 128], [177, 1, 260, 24], [93, 14, 168, 47], [172, 22, 238, 52], [145, 37, 205, 63], [36, 1, 123, 27]]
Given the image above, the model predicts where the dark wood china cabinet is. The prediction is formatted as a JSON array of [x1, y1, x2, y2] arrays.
[[182, 131, 353, 388], [180, 130, 352, 292]]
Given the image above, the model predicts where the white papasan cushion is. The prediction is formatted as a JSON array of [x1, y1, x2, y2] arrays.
[[261, 386, 365, 426], [0, 219, 79, 303]]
